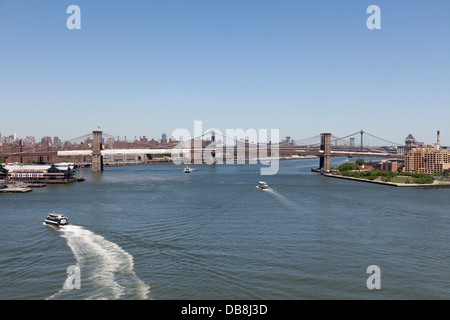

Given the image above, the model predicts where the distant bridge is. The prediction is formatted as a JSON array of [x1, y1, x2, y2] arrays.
[[1, 129, 404, 171]]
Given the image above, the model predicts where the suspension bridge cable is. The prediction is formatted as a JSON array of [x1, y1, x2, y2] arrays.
[[363, 132, 402, 146]]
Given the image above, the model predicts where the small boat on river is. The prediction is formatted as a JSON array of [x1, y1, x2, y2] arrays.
[[257, 181, 269, 190], [44, 213, 69, 227]]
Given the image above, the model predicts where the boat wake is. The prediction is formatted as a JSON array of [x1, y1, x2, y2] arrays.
[[260, 187, 298, 210], [47, 225, 150, 300]]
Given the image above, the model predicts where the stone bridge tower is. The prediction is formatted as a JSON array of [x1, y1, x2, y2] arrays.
[[92, 130, 103, 172], [319, 133, 332, 171]]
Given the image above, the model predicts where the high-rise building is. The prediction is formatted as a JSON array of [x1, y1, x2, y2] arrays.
[[404, 131, 450, 174], [397, 133, 425, 155], [53, 136, 61, 147], [405, 148, 450, 174], [24, 136, 36, 147], [41, 136, 52, 146], [161, 133, 167, 145], [405, 134, 416, 148]]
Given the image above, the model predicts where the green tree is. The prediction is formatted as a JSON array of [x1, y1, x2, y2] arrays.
[[355, 158, 366, 166], [412, 174, 434, 184], [338, 163, 359, 171]]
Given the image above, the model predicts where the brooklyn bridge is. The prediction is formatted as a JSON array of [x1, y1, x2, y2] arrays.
[[0, 130, 404, 172]]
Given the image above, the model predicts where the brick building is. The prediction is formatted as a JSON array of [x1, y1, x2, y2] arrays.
[[405, 148, 450, 174]]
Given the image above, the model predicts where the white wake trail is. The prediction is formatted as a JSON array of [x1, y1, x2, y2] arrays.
[[48, 225, 150, 300], [259, 186, 298, 210]]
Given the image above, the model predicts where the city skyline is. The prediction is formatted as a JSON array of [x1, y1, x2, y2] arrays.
[[0, 131, 178, 147], [1, 1, 449, 144], [1, 128, 447, 148]]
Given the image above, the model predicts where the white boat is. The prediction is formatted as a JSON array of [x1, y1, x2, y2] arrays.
[[184, 166, 191, 173], [44, 213, 69, 227], [257, 181, 269, 189]]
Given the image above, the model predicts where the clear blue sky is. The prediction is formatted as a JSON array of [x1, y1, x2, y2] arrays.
[[1, 0, 449, 144]]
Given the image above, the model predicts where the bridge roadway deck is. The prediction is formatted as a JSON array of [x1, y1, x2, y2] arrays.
[[56, 148, 403, 159], [0, 148, 404, 160]]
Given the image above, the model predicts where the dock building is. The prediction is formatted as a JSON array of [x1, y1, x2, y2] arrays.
[[1, 163, 76, 182]]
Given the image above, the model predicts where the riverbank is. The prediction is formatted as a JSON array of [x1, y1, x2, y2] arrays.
[[0, 184, 33, 193], [0, 178, 81, 194], [322, 173, 450, 188]]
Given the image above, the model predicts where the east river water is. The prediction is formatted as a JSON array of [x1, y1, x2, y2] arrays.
[[0, 158, 449, 299]]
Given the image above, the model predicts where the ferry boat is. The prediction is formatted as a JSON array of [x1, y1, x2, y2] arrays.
[[44, 213, 69, 227], [257, 181, 269, 190], [184, 166, 192, 173]]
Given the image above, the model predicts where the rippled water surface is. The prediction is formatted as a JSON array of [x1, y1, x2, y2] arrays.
[[1, 159, 449, 299]]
